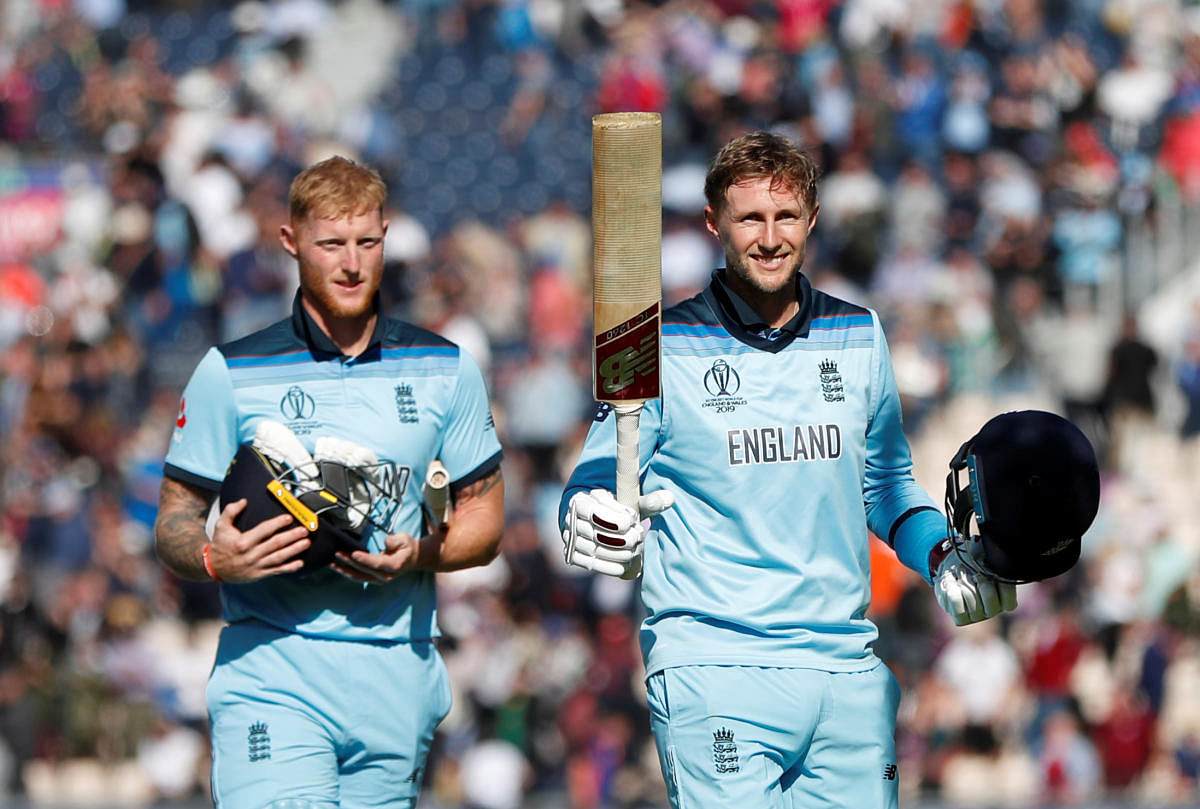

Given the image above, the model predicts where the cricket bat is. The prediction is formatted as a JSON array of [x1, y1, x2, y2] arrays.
[[422, 460, 450, 528], [591, 112, 663, 513]]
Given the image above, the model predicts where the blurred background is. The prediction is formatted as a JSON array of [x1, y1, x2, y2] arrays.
[[3, 0, 1200, 807]]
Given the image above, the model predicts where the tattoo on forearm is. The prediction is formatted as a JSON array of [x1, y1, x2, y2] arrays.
[[155, 478, 213, 578], [452, 468, 502, 506]]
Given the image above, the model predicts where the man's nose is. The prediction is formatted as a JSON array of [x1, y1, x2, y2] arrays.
[[759, 221, 781, 250]]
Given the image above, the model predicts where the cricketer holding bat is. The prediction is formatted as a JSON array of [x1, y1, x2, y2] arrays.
[[560, 131, 1022, 808], [154, 156, 504, 808]]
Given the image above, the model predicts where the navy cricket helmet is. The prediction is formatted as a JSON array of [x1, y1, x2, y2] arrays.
[[945, 410, 1100, 582], [218, 444, 401, 574]]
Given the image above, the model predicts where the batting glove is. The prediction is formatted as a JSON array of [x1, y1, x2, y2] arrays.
[[563, 488, 674, 580], [930, 535, 1018, 626], [313, 436, 381, 529], [252, 420, 319, 490]]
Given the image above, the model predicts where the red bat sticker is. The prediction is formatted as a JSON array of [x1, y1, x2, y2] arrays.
[[595, 302, 660, 401]]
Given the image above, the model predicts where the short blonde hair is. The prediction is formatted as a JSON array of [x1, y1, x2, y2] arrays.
[[288, 155, 387, 221]]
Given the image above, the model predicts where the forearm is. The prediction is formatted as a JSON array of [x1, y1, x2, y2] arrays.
[[414, 468, 504, 572], [154, 476, 215, 581]]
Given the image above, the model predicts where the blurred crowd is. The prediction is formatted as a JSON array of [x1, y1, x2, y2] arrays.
[[5, 0, 1200, 807]]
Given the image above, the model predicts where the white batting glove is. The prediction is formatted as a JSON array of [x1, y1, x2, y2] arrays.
[[929, 535, 1018, 626], [313, 436, 380, 529], [563, 489, 674, 580], [313, 436, 380, 469], [252, 420, 318, 490]]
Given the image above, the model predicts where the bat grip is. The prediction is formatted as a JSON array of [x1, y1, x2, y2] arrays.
[[614, 402, 643, 511], [423, 461, 450, 529]]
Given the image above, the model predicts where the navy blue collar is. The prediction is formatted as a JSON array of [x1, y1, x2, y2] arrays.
[[289, 291, 384, 358], [710, 269, 812, 342]]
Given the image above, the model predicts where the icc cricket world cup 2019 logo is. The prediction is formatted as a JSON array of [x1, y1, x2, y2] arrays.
[[702, 358, 747, 414], [281, 385, 316, 420], [279, 385, 319, 435], [704, 359, 739, 397]]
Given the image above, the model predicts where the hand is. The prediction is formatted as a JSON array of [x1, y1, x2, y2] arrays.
[[562, 488, 674, 579], [208, 498, 312, 582], [331, 532, 420, 585], [930, 535, 1018, 626]]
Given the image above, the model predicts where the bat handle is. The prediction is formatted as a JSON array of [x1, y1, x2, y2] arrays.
[[614, 402, 643, 511], [423, 460, 450, 529]]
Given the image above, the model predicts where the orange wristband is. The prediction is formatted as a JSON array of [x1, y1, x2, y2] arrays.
[[202, 544, 223, 583]]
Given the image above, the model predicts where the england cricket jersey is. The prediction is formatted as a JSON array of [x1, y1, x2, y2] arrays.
[[562, 271, 945, 675], [165, 294, 502, 642]]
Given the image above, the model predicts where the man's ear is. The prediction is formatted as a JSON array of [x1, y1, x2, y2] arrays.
[[807, 202, 820, 235], [703, 205, 719, 237], [279, 224, 298, 258]]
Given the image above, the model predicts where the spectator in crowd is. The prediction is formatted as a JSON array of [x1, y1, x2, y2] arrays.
[[1103, 314, 1159, 480]]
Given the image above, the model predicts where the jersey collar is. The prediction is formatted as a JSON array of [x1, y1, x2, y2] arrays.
[[709, 269, 813, 347], [289, 291, 385, 358]]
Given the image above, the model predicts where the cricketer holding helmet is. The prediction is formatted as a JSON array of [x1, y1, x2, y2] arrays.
[[560, 131, 1015, 809], [154, 156, 504, 808]]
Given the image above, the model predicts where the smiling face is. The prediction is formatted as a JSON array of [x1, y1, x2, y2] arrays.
[[705, 176, 819, 308], [280, 207, 388, 329]]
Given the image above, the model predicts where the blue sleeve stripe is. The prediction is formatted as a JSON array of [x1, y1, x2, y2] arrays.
[[663, 323, 728, 338], [225, 350, 313, 369], [381, 345, 459, 360], [664, 319, 873, 340], [664, 340, 875, 358], [810, 313, 874, 329]]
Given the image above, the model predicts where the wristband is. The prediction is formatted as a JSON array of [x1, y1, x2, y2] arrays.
[[202, 544, 223, 583], [928, 537, 955, 581]]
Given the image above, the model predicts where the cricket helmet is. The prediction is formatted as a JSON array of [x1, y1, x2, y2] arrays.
[[218, 443, 402, 574], [945, 410, 1100, 582]]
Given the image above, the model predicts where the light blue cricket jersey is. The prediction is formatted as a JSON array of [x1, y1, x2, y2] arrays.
[[562, 272, 946, 675], [164, 294, 502, 642]]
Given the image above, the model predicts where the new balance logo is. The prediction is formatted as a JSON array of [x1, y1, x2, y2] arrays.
[[883, 763, 898, 781], [248, 721, 271, 762]]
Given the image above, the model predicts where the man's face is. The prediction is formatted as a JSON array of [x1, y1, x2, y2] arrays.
[[705, 177, 818, 299], [280, 208, 388, 322]]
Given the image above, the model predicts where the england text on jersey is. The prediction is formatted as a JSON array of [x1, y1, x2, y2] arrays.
[[726, 424, 843, 466]]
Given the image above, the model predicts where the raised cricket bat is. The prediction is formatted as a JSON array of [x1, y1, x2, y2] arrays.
[[422, 460, 450, 528], [591, 112, 663, 513]]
